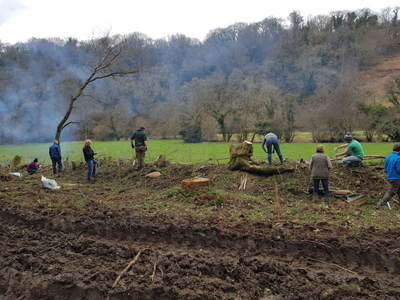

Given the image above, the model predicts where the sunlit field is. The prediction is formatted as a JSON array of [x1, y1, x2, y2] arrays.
[[0, 139, 395, 166]]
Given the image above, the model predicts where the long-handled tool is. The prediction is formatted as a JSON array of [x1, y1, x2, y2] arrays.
[[334, 149, 338, 167]]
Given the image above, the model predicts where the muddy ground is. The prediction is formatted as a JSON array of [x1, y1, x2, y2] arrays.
[[1, 161, 400, 299]]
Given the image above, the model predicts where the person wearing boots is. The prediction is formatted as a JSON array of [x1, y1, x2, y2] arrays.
[[131, 126, 147, 170], [310, 145, 332, 199], [334, 132, 365, 164], [376, 144, 400, 209], [261, 132, 284, 166]]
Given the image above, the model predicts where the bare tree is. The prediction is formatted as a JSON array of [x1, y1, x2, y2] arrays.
[[55, 32, 154, 144]]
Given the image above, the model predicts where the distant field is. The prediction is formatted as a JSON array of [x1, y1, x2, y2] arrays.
[[0, 139, 395, 165]]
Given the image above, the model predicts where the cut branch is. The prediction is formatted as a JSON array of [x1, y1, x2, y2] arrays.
[[112, 251, 142, 289]]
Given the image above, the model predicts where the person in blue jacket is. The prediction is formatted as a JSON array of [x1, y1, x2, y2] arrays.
[[49, 140, 62, 174], [377, 144, 400, 209]]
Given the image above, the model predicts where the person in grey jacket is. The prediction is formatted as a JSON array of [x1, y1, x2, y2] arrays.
[[310, 144, 332, 198], [261, 133, 284, 166]]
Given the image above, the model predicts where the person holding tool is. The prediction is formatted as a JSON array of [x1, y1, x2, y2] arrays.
[[376, 144, 400, 209], [131, 126, 147, 170], [334, 132, 364, 164]]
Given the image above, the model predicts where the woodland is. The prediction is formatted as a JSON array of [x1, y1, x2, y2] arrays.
[[0, 7, 400, 144]]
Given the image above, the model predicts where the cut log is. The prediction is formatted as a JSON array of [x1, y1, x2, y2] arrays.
[[181, 177, 210, 190], [229, 141, 294, 175]]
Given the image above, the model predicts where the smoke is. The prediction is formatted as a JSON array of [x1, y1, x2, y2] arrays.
[[0, 0, 26, 26], [0, 38, 91, 144]]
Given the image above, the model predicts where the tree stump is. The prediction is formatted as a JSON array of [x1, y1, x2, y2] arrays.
[[229, 141, 294, 175], [181, 177, 210, 190]]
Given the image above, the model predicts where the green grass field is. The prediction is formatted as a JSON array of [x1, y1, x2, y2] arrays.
[[0, 139, 396, 166]]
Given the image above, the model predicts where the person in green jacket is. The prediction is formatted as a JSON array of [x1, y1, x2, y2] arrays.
[[131, 126, 147, 170], [334, 132, 365, 164]]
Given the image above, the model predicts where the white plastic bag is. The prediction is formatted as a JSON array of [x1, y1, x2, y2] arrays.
[[41, 176, 61, 190], [9, 172, 22, 177]]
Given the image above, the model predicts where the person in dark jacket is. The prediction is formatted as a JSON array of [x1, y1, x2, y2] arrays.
[[376, 144, 400, 209], [49, 140, 62, 174], [26, 158, 41, 175], [131, 126, 147, 170], [83, 139, 98, 181], [310, 145, 332, 199], [261, 133, 284, 166]]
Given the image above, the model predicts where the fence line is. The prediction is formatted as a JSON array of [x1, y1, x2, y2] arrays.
[[0, 150, 272, 167]]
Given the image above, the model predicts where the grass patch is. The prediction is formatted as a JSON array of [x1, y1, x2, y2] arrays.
[[0, 139, 396, 166]]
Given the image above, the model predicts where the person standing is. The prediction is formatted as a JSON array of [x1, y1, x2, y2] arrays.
[[334, 132, 365, 164], [26, 158, 41, 175], [49, 140, 62, 174], [83, 140, 98, 181], [310, 145, 332, 199], [261, 132, 284, 166], [376, 144, 400, 209], [131, 126, 148, 170]]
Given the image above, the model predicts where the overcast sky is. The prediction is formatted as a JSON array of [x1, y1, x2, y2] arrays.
[[0, 0, 399, 44]]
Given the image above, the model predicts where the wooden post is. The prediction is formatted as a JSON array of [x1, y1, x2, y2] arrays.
[[213, 150, 216, 164], [117, 151, 120, 166], [203, 151, 205, 163], [148, 148, 151, 164]]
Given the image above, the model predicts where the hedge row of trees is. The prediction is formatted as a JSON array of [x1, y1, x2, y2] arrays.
[[0, 7, 399, 144]]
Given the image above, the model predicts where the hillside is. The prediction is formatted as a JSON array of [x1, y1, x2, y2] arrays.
[[359, 53, 400, 102]]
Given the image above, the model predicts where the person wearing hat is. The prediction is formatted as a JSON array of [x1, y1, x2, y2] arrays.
[[26, 158, 41, 175], [334, 132, 365, 164], [131, 126, 147, 170]]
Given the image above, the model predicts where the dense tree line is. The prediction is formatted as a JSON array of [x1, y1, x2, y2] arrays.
[[0, 7, 399, 144]]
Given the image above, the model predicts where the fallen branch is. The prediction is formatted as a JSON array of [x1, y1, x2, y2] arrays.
[[112, 251, 142, 289], [151, 261, 157, 282], [308, 258, 358, 275], [330, 155, 386, 162]]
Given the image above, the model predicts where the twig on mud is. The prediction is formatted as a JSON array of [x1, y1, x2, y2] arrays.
[[158, 266, 164, 276], [112, 251, 142, 289], [151, 261, 157, 281], [307, 240, 332, 250], [307, 258, 358, 275]]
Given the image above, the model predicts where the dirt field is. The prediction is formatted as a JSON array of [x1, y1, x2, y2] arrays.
[[1, 160, 400, 300]]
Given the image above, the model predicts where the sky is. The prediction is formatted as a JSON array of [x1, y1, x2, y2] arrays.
[[0, 0, 399, 44]]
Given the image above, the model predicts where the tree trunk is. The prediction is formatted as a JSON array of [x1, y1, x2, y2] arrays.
[[229, 141, 294, 175]]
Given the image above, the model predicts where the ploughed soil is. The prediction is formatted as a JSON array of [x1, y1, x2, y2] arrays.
[[1, 162, 400, 299]]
